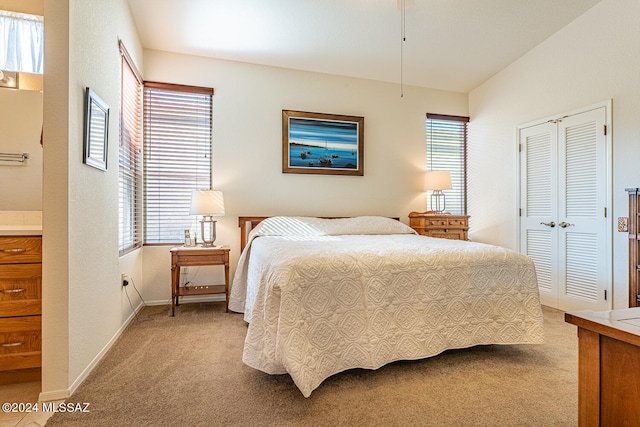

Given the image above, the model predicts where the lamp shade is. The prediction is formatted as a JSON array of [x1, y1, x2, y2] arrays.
[[424, 171, 452, 191], [189, 190, 225, 216]]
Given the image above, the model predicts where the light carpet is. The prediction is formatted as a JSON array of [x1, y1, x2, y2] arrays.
[[46, 303, 578, 426]]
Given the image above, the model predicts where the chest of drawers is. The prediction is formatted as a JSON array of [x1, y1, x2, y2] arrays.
[[0, 236, 42, 381], [408, 212, 469, 240]]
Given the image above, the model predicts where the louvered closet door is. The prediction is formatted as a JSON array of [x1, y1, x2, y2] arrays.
[[556, 109, 608, 311], [519, 107, 609, 311], [520, 122, 559, 308]]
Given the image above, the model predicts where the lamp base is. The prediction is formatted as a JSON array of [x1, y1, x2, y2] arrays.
[[200, 217, 217, 247], [430, 190, 446, 214]]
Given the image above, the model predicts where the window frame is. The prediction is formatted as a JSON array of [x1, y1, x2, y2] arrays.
[[142, 81, 214, 245], [0, 10, 44, 74], [118, 41, 143, 256]]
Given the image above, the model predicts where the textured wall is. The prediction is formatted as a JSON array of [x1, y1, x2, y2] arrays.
[[41, 0, 143, 400], [0, 0, 43, 15], [468, 0, 640, 309], [0, 90, 42, 210]]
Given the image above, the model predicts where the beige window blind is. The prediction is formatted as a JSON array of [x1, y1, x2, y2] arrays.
[[143, 82, 213, 244], [118, 42, 142, 256], [426, 113, 469, 215]]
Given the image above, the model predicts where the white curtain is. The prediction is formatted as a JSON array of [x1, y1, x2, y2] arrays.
[[0, 10, 44, 74]]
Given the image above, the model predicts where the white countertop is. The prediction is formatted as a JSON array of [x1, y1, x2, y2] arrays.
[[0, 225, 43, 236]]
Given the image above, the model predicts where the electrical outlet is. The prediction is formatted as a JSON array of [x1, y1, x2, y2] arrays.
[[121, 273, 129, 287]]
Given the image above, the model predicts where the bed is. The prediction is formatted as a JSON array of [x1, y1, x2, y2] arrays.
[[228, 216, 544, 397]]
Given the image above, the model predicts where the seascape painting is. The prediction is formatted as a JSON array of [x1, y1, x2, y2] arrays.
[[282, 110, 364, 176]]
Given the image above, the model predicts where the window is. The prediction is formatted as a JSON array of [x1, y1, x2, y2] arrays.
[[0, 10, 44, 74], [143, 82, 213, 244], [426, 114, 469, 215], [118, 42, 142, 255]]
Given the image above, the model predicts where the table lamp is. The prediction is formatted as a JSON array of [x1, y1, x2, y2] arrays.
[[424, 171, 451, 214], [189, 190, 225, 246]]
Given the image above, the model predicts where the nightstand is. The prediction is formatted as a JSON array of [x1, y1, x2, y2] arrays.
[[408, 212, 469, 240], [170, 245, 230, 316]]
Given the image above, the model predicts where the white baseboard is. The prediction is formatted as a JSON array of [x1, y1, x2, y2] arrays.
[[37, 294, 224, 401], [38, 389, 69, 402], [38, 298, 145, 402]]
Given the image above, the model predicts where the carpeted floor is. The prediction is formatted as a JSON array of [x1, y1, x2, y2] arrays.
[[46, 303, 578, 427]]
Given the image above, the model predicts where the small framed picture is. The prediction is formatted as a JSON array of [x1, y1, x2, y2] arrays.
[[83, 88, 109, 171], [618, 217, 628, 232], [184, 230, 195, 246]]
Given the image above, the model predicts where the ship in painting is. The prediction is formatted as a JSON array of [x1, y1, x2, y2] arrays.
[[318, 141, 332, 167]]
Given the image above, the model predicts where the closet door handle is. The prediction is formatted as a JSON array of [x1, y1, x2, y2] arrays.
[[540, 221, 556, 228], [0, 248, 26, 253], [559, 222, 575, 228]]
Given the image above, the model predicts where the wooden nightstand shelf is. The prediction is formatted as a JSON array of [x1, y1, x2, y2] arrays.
[[170, 245, 230, 316], [408, 212, 469, 240]]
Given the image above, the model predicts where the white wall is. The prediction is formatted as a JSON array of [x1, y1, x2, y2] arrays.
[[468, 0, 640, 309], [138, 51, 469, 303], [41, 0, 143, 399], [0, 89, 42, 210], [0, 0, 42, 15], [0, 0, 44, 210]]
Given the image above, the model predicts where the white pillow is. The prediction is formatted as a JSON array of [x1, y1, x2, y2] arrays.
[[252, 216, 416, 237]]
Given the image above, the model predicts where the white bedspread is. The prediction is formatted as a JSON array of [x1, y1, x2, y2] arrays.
[[229, 217, 544, 397]]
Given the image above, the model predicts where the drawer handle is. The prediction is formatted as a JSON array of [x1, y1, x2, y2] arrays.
[[0, 248, 26, 253], [1, 342, 24, 347], [1, 288, 25, 294]]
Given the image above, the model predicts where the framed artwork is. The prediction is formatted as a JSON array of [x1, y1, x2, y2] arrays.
[[282, 110, 364, 176], [618, 217, 629, 232], [83, 87, 109, 171]]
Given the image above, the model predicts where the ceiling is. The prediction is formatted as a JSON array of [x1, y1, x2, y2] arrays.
[[127, 0, 601, 93]]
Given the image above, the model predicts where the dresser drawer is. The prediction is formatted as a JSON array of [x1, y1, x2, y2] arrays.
[[0, 317, 41, 353], [171, 248, 230, 267], [0, 264, 41, 317], [423, 218, 468, 228], [430, 230, 467, 240], [0, 316, 41, 370], [427, 218, 448, 227], [0, 237, 42, 264], [446, 218, 468, 228]]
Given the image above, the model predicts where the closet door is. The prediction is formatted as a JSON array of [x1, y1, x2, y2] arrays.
[[519, 106, 610, 311], [520, 122, 559, 308], [556, 108, 608, 311]]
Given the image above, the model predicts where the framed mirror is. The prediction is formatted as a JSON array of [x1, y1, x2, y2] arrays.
[[83, 88, 109, 171]]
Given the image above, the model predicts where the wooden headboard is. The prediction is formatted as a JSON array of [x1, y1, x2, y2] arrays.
[[238, 216, 271, 252], [238, 216, 400, 252]]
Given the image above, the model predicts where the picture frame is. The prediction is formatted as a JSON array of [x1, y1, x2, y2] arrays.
[[83, 87, 109, 171], [282, 110, 364, 176]]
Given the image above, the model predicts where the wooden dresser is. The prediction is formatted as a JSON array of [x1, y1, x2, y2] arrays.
[[408, 212, 469, 240], [0, 236, 42, 383], [565, 308, 640, 426]]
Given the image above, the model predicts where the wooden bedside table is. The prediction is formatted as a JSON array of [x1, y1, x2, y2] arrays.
[[408, 212, 469, 240], [170, 245, 230, 316]]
